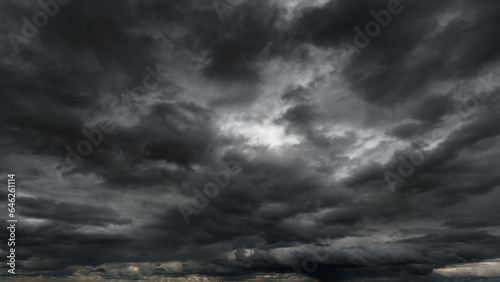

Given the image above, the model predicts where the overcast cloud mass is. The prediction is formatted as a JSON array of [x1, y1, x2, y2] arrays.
[[1, 0, 500, 281]]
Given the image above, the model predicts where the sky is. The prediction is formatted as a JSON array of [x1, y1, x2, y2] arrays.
[[1, 0, 500, 281]]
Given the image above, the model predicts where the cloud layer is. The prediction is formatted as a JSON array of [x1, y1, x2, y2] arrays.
[[1, 0, 500, 280]]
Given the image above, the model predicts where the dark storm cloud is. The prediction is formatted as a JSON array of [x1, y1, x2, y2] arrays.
[[200, 1, 291, 84], [388, 122, 423, 139], [108, 102, 216, 167], [1, 0, 500, 281], [19, 196, 132, 226], [279, 103, 318, 128], [281, 85, 311, 103], [40, 0, 160, 76], [293, 0, 500, 107], [294, 0, 404, 46], [410, 95, 455, 124], [382, 104, 500, 195]]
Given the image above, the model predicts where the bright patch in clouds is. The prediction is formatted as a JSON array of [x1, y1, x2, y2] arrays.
[[220, 118, 301, 148], [433, 259, 500, 278]]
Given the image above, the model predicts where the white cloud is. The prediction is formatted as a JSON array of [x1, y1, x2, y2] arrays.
[[434, 259, 500, 278]]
